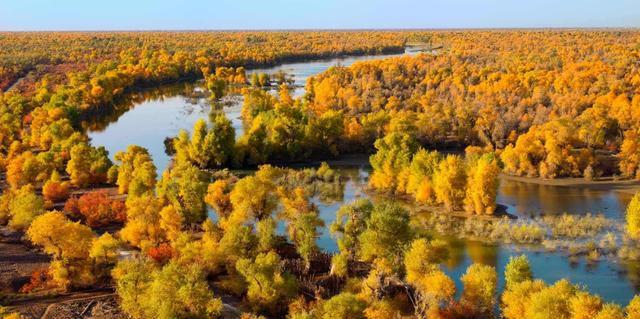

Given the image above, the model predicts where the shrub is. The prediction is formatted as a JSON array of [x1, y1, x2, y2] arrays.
[[64, 191, 126, 227]]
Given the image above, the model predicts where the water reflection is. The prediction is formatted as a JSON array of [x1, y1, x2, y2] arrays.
[[498, 178, 633, 220]]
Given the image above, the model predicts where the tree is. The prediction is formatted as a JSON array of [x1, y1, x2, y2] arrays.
[[144, 262, 223, 318], [329, 199, 373, 276], [174, 116, 235, 168], [279, 187, 324, 270], [626, 193, 640, 240], [404, 238, 449, 284], [256, 217, 277, 253], [594, 304, 625, 319], [8, 185, 45, 230], [27, 211, 94, 260], [120, 195, 164, 250], [236, 251, 297, 313], [369, 133, 418, 193], [358, 202, 412, 273], [627, 295, 640, 319], [569, 292, 603, 319], [525, 279, 577, 319], [66, 142, 112, 187], [112, 258, 155, 319], [406, 149, 441, 204], [27, 211, 96, 289], [620, 129, 640, 180], [206, 75, 226, 99], [42, 170, 70, 203], [304, 110, 344, 157], [205, 179, 233, 220], [227, 167, 278, 227], [504, 255, 533, 289], [404, 238, 454, 317], [433, 154, 467, 211], [90, 232, 120, 266], [460, 263, 497, 316], [159, 204, 184, 242], [464, 153, 500, 215], [157, 163, 208, 225], [320, 293, 366, 319], [114, 145, 157, 197], [6, 151, 45, 189], [501, 279, 546, 319], [207, 113, 235, 167]]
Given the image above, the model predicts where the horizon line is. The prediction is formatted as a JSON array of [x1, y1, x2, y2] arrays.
[[2, 27, 640, 33]]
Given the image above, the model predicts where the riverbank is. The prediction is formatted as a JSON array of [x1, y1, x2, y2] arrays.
[[500, 173, 640, 193]]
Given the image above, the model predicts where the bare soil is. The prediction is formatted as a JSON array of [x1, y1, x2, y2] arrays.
[[0, 228, 50, 295]]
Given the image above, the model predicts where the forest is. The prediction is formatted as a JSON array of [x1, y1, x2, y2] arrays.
[[0, 30, 640, 319]]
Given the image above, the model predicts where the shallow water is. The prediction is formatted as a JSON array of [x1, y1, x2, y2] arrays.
[[84, 49, 638, 305], [310, 163, 638, 305]]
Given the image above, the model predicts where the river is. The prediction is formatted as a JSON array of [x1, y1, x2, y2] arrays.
[[84, 48, 638, 305]]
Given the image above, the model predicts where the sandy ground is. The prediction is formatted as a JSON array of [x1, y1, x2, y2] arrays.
[[0, 228, 50, 295]]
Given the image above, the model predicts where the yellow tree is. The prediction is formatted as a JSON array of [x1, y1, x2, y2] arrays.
[[27, 211, 96, 289], [114, 145, 157, 196], [626, 193, 640, 240], [464, 153, 500, 215], [404, 238, 454, 317], [620, 129, 640, 179], [204, 179, 233, 220], [433, 155, 467, 211], [27, 211, 94, 260], [369, 132, 418, 193], [460, 263, 497, 317]]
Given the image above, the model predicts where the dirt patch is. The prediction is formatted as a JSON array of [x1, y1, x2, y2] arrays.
[[0, 228, 50, 295]]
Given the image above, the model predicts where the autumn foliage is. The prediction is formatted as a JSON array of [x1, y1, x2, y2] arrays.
[[64, 191, 126, 227]]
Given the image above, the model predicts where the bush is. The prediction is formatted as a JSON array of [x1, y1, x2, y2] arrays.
[[64, 191, 126, 227]]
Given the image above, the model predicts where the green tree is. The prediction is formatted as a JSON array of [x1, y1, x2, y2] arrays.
[[236, 251, 297, 313], [329, 199, 373, 276], [113, 259, 223, 319], [175, 116, 235, 168], [90, 232, 121, 266], [114, 145, 157, 197], [505, 255, 533, 289], [66, 142, 112, 187], [8, 185, 45, 230], [226, 167, 278, 227], [112, 258, 155, 319], [320, 293, 366, 319], [406, 149, 441, 203], [358, 202, 412, 273], [280, 187, 324, 270], [157, 163, 208, 225], [145, 262, 223, 318]]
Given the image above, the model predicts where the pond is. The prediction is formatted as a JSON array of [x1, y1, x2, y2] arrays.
[[84, 49, 638, 305]]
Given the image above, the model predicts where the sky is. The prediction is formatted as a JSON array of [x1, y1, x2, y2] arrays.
[[1, 0, 639, 31]]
